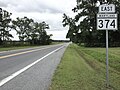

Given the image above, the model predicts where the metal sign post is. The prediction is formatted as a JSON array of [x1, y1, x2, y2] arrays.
[[97, 4, 117, 87], [106, 30, 109, 87]]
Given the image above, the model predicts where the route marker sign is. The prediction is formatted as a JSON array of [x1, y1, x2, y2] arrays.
[[97, 4, 118, 87], [99, 4, 115, 13], [97, 14, 117, 30]]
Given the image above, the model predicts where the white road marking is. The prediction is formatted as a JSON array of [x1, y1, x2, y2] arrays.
[[0, 45, 64, 87]]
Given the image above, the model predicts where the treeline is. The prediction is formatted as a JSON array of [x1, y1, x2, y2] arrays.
[[0, 8, 52, 46], [52, 40, 70, 42], [62, 0, 120, 47]]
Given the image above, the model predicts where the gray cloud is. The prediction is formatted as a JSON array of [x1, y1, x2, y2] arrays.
[[1, 0, 64, 14], [16, 4, 63, 14], [0, 0, 76, 14], [1, 0, 76, 40], [0, 1, 8, 7]]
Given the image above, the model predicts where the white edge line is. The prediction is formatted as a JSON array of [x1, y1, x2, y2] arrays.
[[0, 45, 64, 87]]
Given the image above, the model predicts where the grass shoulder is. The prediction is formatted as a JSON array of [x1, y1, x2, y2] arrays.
[[50, 44, 120, 90]]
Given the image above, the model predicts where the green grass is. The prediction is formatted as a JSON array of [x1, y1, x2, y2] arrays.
[[50, 44, 120, 90]]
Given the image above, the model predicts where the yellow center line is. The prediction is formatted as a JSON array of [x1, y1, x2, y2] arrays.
[[0, 48, 45, 59]]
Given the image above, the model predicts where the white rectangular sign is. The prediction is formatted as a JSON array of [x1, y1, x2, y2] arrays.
[[99, 4, 115, 13], [97, 14, 117, 30]]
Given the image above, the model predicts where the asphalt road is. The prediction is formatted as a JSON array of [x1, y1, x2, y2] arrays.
[[0, 43, 69, 90]]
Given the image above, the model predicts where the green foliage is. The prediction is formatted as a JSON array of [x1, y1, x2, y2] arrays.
[[0, 8, 13, 43], [12, 17, 52, 45], [12, 17, 34, 41], [63, 0, 120, 47]]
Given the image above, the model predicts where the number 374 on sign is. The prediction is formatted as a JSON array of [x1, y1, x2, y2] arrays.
[[97, 14, 117, 30]]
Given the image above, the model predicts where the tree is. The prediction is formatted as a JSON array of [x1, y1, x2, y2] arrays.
[[62, 13, 79, 43], [31, 21, 51, 45], [0, 8, 52, 46], [0, 8, 13, 45], [12, 17, 52, 45], [12, 17, 34, 42], [63, 0, 120, 47], [39, 21, 50, 44]]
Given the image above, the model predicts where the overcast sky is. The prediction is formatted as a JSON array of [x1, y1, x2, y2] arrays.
[[0, 0, 76, 40]]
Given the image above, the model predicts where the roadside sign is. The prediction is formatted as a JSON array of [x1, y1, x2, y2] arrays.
[[97, 14, 117, 30], [99, 4, 115, 13], [97, 4, 118, 87]]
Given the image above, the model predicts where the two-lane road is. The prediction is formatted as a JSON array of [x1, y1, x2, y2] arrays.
[[0, 43, 69, 90]]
